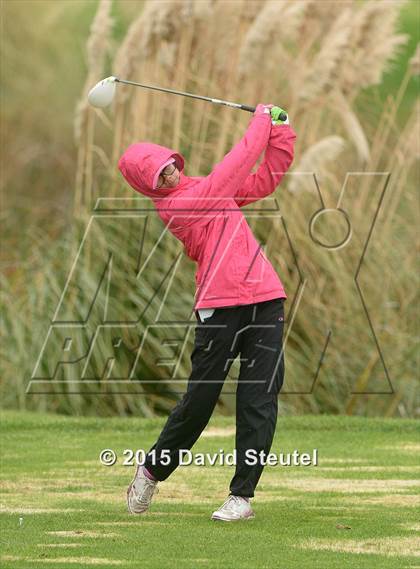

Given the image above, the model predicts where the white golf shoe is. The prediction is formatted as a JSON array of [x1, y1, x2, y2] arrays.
[[127, 465, 159, 514], [211, 495, 255, 522]]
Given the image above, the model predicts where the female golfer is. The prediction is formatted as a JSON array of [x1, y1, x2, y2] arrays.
[[118, 104, 296, 521]]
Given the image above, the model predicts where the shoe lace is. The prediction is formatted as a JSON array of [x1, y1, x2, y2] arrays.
[[221, 495, 243, 511], [135, 479, 159, 506]]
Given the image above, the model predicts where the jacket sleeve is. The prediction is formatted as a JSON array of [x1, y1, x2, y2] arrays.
[[234, 124, 297, 208], [207, 112, 272, 195], [161, 113, 272, 229]]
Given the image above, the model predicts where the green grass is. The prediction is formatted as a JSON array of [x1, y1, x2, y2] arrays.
[[375, 0, 420, 122], [1, 412, 419, 568]]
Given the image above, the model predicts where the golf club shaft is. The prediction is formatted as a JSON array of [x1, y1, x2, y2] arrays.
[[114, 77, 255, 113]]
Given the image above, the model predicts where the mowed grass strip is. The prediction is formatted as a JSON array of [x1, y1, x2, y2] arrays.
[[1, 412, 419, 569]]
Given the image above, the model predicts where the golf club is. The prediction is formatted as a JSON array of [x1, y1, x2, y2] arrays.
[[87, 76, 288, 121]]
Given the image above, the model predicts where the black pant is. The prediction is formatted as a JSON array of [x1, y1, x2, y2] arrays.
[[143, 297, 285, 498]]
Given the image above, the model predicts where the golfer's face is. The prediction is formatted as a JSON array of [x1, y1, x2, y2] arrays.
[[158, 164, 180, 189], [163, 168, 180, 188]]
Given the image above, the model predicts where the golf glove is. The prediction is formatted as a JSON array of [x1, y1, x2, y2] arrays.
[[254, 104, 289, 125], [270, 106, 289, 125]]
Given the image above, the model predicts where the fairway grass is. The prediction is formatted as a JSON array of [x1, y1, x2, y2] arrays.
[[1, 412, 419, 568]]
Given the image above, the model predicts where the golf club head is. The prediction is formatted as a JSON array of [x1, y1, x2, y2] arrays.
[[87, 76, 117, 108]]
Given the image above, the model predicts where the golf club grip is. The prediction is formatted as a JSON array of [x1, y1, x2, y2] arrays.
[[241, 105, 288, 123], [241, 105, 256, 113]]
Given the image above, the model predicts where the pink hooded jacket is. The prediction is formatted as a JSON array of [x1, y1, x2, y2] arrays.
[[118, 112, 296, 310]]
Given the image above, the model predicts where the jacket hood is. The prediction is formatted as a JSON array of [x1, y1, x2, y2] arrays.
[[118, 142, 185, 200]]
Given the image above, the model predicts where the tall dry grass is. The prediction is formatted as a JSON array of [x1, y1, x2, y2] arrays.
[[2, 0, 418, 417]]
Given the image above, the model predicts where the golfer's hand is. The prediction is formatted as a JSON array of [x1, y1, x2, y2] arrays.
[[253, 104, 273, 116], [271, 106, 289, 125]]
